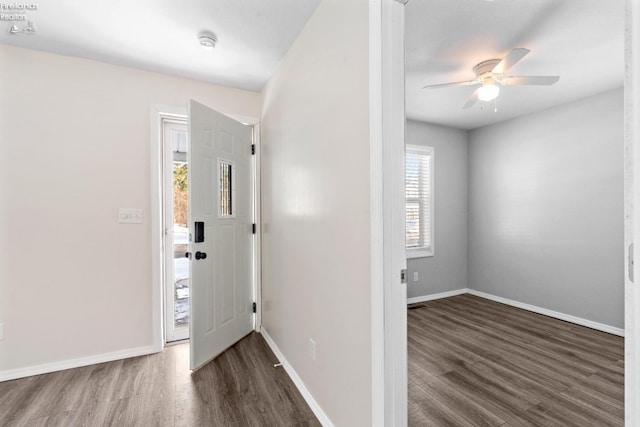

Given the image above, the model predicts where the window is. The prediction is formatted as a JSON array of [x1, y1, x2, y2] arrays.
[[406, 145, 434, 258], [218, 159, 235, 217]]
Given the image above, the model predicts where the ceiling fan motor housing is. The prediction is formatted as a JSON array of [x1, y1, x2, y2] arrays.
[[473, 58, 501, 80]]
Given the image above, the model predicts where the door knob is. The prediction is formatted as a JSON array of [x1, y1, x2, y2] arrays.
[[195, 251, 207, 260]]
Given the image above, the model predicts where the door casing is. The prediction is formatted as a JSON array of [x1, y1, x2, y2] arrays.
[[625, 0, 640, 424]]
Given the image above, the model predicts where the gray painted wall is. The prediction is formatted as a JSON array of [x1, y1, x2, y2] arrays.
[[468, 88, 625, 328], [406, 120, 468, 299]]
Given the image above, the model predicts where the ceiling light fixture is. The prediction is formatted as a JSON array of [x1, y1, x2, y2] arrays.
[[423, 48, 559, 110], [198, 31, 217, 50], [477, 83, 500, 102]]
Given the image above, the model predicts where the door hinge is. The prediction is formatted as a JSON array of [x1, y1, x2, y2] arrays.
[[252, 223, 256, 234], [251, 144, 255, 155], [252, 302, 256, 313], [400, 269, 407, 284]]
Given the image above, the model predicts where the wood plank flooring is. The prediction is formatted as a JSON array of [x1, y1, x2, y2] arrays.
[[0, 332, 320, 427], [408, 294, 624, 427]]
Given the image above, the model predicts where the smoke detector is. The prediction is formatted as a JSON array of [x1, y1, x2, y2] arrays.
[[198, 31, 217, 50]]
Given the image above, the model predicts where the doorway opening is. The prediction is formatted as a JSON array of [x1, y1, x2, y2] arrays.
[[402, 1, 627, 425], [154, 105, 261, 366], [162, 116, 190, 343]]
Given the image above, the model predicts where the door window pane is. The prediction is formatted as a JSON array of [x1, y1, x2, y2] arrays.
[[219, 160, 234, 217]]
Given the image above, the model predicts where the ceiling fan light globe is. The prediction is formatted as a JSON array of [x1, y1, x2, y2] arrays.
[[478, 84, 500, 101]]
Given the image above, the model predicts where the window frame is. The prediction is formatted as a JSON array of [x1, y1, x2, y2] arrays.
[[406, 144, 434, 259]]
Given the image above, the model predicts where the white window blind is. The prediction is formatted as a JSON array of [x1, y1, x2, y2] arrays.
[[406, 145, 434, 258]]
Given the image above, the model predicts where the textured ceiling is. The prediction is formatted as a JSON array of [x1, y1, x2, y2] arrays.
[[0, 0, 321, 92], [406, 0, 625, 130]]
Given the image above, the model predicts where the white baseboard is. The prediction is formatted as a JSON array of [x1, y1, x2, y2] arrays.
[[0, 345, 158, 382], [407, 288, 624, 337], [407, 288, 468, 304], [260, 328, 334, 427], [466, 289, 625, 337]]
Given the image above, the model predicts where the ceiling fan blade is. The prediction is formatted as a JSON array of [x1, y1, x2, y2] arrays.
[[463, 89, 479, 109], [423, 79, 478, 89], [500, 75, 560, 86], [492, 48, 530, 74]]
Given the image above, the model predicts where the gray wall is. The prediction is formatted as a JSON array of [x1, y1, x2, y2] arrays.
[[406, 120, 468, 299], [468, 88, 625, 328]]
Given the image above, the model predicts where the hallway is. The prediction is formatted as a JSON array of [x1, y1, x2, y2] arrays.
[[0, 333, 319, 426]]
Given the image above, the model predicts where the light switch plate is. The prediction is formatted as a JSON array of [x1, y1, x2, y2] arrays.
[[118, 208, 143, 224]]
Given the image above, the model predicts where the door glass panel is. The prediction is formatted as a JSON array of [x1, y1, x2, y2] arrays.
[[219, 159, 234, 217]]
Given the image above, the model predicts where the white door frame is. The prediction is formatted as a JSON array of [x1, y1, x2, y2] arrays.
[[252, 123, 262, 332], [150, 106, 261, 352], [626, 0, 639, 424], [370, 1, 408, 426]]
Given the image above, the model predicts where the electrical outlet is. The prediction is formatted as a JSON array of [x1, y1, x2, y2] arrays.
[[0, 324, 4, 341], [309, 338, 316, 360], [413, 272, 419, 282]]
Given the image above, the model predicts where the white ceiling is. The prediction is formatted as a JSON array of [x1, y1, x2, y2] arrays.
[[1, 0, 624, 121], [0, 0, 321, 92], [406, 0, 625, 130]]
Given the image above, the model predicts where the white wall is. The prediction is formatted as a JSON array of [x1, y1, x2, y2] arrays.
[[0, 44, 260, 374], [260, 0, 372, 425], [468, 88, 625, 328], [406, 120, 468, 298]]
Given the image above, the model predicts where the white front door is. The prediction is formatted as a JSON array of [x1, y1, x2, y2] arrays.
[[188, 100, 254, 371]]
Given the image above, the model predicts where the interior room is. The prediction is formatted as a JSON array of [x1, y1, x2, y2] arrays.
[[404, 0, 625, 425], [0, 0, 637, 426], [0, 1, 372, 425]]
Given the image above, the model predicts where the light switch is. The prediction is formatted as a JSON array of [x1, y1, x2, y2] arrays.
[[118, 208, 143, 224]]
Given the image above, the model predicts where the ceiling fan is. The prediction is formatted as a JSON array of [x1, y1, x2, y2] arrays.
[[422, 48, 559, 109]]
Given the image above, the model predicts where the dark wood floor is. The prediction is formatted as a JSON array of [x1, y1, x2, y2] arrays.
[[0, 332, 320, 427], [408, 294, 624, 427]]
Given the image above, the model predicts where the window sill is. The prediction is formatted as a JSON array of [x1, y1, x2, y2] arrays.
[[407, 249, 433, 259]]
